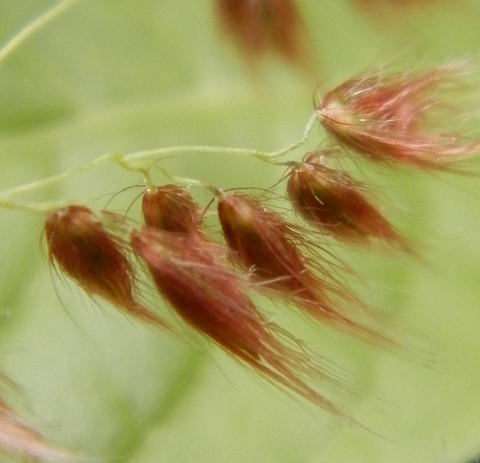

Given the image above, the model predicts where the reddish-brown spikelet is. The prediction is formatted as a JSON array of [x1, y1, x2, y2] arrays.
[[131, 227, 356, 419], [217, 193, 395, 346], [142, 185, 202, 233], [215, 0, 311, 70], [45, 205, 171, 331], [0, 398, 74, 462], [317, 62, 480, 171], [287, 151, 414, 253]]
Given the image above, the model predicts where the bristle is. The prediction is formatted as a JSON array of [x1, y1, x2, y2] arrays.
[[45, 205, 172, 331]]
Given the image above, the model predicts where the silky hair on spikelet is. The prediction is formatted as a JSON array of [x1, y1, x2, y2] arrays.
[[131, 227, 362, 422], [217, 191, 400, 348], [142, 184, 203, 234], [44, 205, 173, 332], [287, 150, 415, 254], [137, 185, 358, 408], [317, 60, 480, 171]]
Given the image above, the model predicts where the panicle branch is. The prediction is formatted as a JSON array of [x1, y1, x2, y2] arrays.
[[0, 111, 318, 208], [0, 0, 79, 66]]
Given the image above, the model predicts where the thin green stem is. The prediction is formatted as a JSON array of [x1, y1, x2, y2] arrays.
[[266, 111, 319, 159], [121, 111, 318, 168], [4, 154, 114, 198], [0, 0, 79, 65], [0, 112, 318, 214]]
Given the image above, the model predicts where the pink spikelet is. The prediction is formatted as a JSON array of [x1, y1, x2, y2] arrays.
[[215, 0, 311, 71], [131, 227, 355, 419], [0, 398, 74, 462], [142, 184, 202, 234], [45, 205, 172, 331], [317, 62, 480, 171], [287, 151, 415, 253], [217, 193, 396, 347]]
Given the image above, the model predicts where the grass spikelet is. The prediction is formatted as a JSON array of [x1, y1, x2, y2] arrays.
[[287, 151, 415, 254], [142, 184, 203, 233], [215, 0, 312, 72], [317, 61, 480, 171], [44, 205, 172, 331], [131, 227, 361, 421], [217, 192, 398, 347]]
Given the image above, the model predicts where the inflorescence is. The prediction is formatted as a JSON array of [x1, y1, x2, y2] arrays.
[[36, 62, 480, 430], [2, 1, 479, 460]]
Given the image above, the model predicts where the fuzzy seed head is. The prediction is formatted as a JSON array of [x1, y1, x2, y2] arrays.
[[217, 193, 401, 347], [142, 185, 202, 233], [45, 205, 135, 306], [317, 63, 480, 170], [287, 152, 413, 252], [215, 0, 310, 69], [217, 193, 346, 315], [218, 193, 310, 291], [131, 227, 353, 418], [45, 205, 172, 330]]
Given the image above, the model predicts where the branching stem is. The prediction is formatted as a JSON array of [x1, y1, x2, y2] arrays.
[[0, 113, 319, 214]]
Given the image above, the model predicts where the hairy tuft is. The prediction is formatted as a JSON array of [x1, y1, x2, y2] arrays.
[[131, 227, 358, 419], [287, 151, 415, 254], [45, 205, 172, 331], [142, 184, 203, 233], [217, 193, 398, 347], [317, 62, 480, 171]]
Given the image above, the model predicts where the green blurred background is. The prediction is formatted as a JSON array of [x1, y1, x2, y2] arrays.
[[1, 1, 480, 462]]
